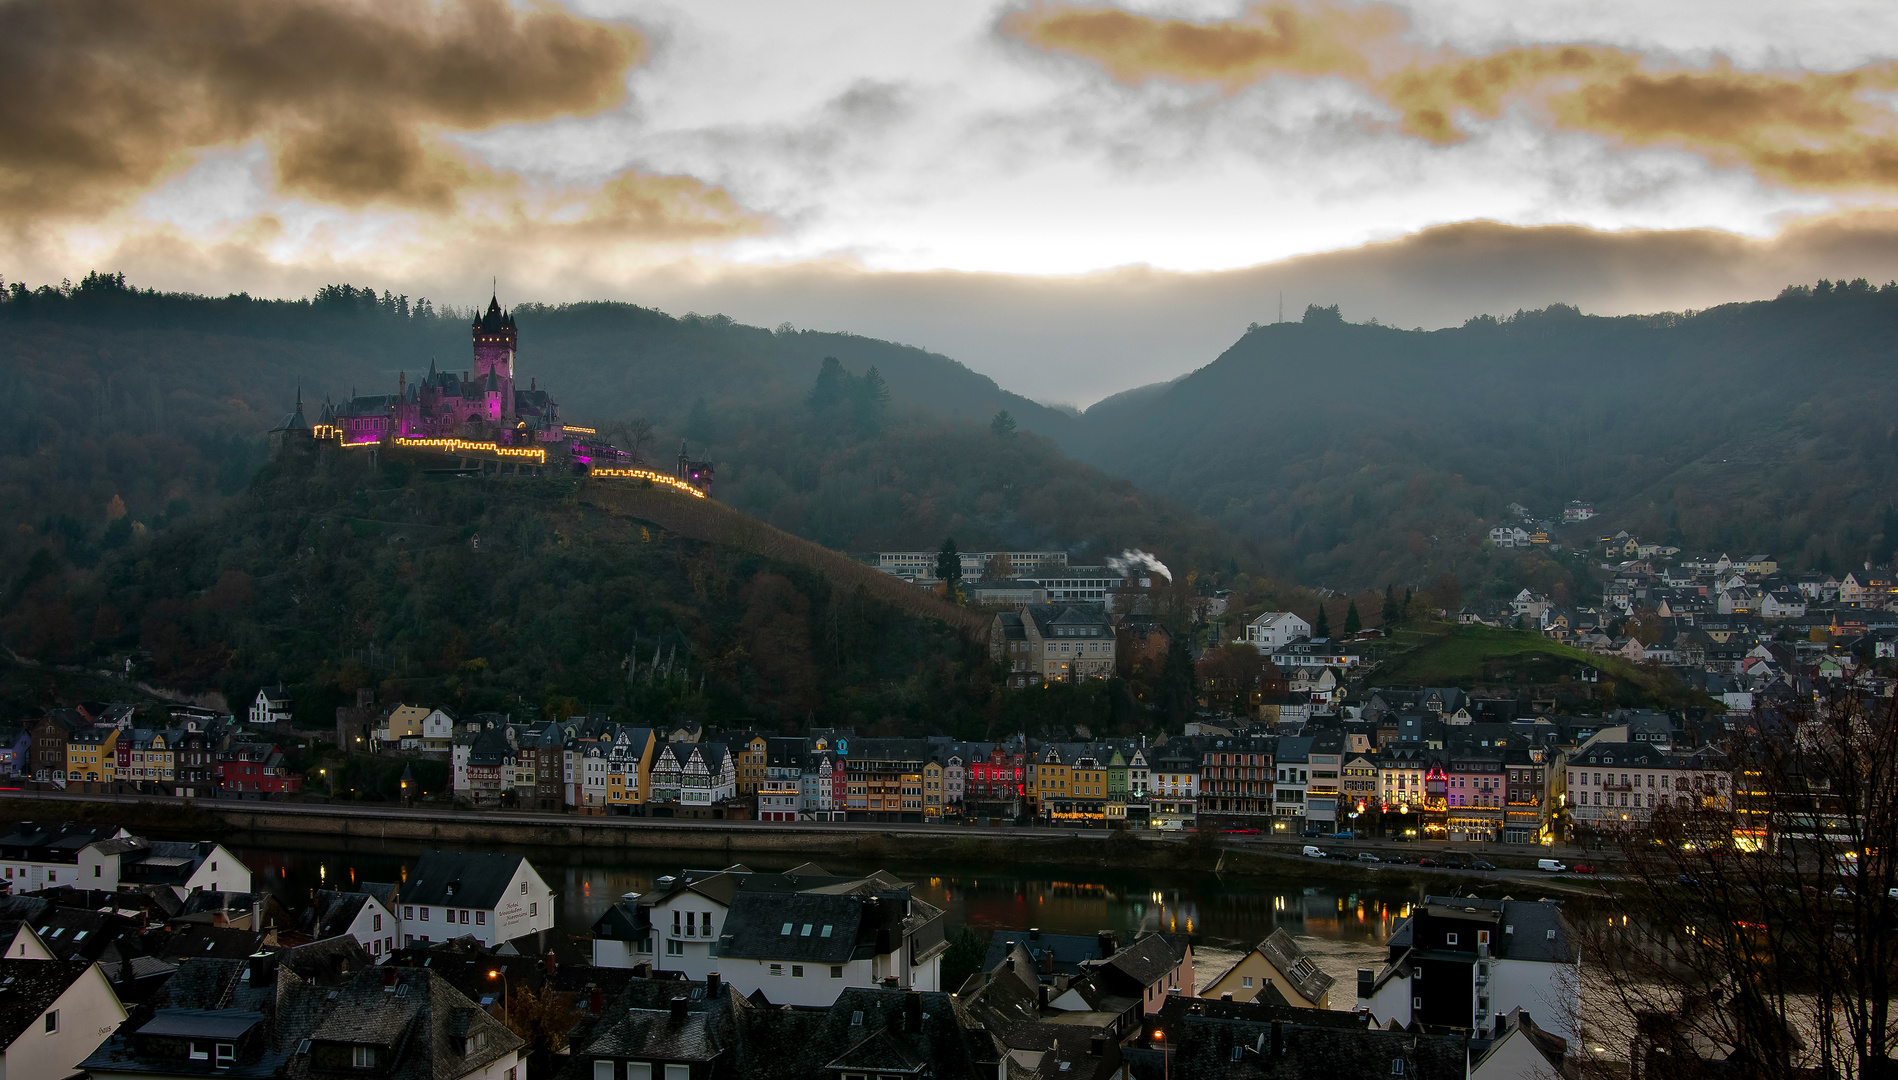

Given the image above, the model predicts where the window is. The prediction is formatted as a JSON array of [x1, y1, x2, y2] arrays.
[[781, 922, 793, 936], [595, 1063, 615, 1080], [850, 1011, 864, 1026], [190, 1041, 210, 1061], [1392, 1060, 1406, 1075], [374, 914, 382, 932], [477, 911, 486, 926], [352, 1046, 376, 1068], [1232, 1047, 1244, 1062], [664, 1067, 688, 1080], [792, 965, 804, 978], [217, 1044, 235, 1064], [831, 965, 844, 978], [420, 908, 429, 922], [666, 939, 683, 956], [42, 1010, 57, 1034], [1445, 933, 1457, 945], [521, 882, 528, 894], [529, 903, 537, 917]]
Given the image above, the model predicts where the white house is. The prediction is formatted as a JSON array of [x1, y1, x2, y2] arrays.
[[1243, 612, 1310, 651], [0, 958, 127, 1080], [397, 850, 554, 948], [1561, 501, 1596, 522], [247, 686, 291, 728], [1358, 896, 1580, 1045], [648, 742, 736, 807], [303, 889, 398, 962], [590, 864, 749, 978], [119, 841, 252, 900], [712, 885, 945, 1007], [1488, 526, 1531, 548]]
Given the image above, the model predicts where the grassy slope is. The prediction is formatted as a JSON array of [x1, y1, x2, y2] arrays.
[[1377, 624, 1687, 704], [579, 479, 989, 637]]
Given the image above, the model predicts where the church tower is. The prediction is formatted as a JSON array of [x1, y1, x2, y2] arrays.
[[472, 291, 517, 423]]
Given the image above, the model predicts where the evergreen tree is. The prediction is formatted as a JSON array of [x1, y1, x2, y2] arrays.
[[936, 537, 962, 600], [990, 410, 1017, 436], [1382, 583, 1399, 625], [1313, 602, 1330, 638], [1343, 600, 1361, 635], [1403, 588, 1414, 622], [685, 397, 714, 448], [1156, 632, 1197, 720], [806, 356, 848, 412], [852, 365, 890, 433]]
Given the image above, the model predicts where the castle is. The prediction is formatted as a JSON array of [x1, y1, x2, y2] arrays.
[[315, 294, 563, 445], [273, 293, 715, 494]]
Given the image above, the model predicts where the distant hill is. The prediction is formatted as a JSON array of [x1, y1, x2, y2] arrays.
[[1057, 286, 1898, 590]]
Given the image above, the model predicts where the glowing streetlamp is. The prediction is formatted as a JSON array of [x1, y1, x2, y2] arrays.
[[488, 968, 508, 1026], [1154, 1029, 1170, 1080]]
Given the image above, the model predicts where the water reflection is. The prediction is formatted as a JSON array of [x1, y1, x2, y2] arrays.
[[231, 835, 1429, 952]]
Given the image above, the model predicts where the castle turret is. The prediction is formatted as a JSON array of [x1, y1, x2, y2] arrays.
[[472, 292, 517, 423]]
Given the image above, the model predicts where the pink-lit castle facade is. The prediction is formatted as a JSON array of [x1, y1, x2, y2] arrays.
[[317, 295, 565, 445]]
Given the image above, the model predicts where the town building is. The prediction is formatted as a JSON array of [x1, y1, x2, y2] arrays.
[[1198, 928, 1335, 1009], [0, 958, 127, 1080], [396, 850, 554, 949], [989, 604, 1118, 688]]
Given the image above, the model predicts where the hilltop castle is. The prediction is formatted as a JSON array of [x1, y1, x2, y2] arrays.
[[314, 294, 564, 444], [272, 293, 715, 495]]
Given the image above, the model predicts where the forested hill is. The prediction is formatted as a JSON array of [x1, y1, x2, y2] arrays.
[[0, 274, 1250, 607], [1061, 285, 1898, 590]]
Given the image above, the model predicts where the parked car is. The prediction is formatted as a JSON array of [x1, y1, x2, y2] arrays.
[[1417, 857, 1438, 868], [1358, 852, 1381, 864], [1326, 850, 1351, 861], [1303, 845, 1326, 858], [1571, 863, 1597, 875], [1677, 874, 1700, 886], [1382, 854, 1408, 865], [1472, 860, 1497, 871], [1441, 858, 1465, 870], [1331, 831, 1355, 840]]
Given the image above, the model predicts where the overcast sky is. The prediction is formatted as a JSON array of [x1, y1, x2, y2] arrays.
[[9, 0, 1898, 405]]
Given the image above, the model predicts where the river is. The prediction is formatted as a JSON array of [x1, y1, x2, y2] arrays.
[[230, 833, 1435, 998]]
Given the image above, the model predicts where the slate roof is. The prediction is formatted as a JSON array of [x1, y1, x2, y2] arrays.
[[1098, 932, 1187, 990], [718, 891, 888, 963], [402, 850, 530, 910], [1419, 896, 1575, 964], [980, 929, 1117, 979], [1256, 928, 1334, 1005], [300, 891, 371, 940], [1143, 996, 1467, 1080], [286, 966, 522, 1080], [0, 958, 93, 1047]]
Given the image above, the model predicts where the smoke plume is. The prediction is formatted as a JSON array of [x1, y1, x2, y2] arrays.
[[1107, 548, 1172, 582]]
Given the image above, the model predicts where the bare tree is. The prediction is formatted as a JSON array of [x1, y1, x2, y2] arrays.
[[1580, 684, 1898, 1079]]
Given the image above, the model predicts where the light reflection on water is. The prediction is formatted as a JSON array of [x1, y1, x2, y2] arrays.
[[233, 834, 1429, 953]]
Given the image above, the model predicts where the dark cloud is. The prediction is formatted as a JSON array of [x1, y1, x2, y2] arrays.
[[1003, 1, 1898, 192], [0, 0, 645, 216]]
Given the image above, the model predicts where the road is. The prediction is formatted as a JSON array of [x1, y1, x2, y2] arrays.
[[0, 788, 1617, 892]]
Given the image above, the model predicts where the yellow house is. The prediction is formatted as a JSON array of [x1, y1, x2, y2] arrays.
[[734, 733, 768, 795], [376, 704, 431, 746], [1199, 929, 1335, 1009], [923, 760, 943, 819], [606, 727, 657, 807], [66, 727, 118, 785]]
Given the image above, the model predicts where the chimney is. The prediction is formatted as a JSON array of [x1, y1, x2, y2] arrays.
[[706, 972, 721, 997], [1042, 948, 1055, 976], [881, 976, 899, 989], [1089, 1035, 1105, 1057], [1271, 1020, 1284, 1058], [669, 996, 688, 1023], [1029, 928, 1041, 941], [247, 951, 277, 987], [544, 950, 557, 978], [1037, 985, 1049, 1010], [588, 985, 603, 1013], [1097, 930, 1116, 958], [383, 966, 398, 988], [251, 898, 262, 931], [1357, 968, 1374, 1000], [905, 990, 922, 1033]]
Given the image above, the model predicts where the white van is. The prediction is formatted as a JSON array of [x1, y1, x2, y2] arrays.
[[1538, 859, 1566, 872], [1303, 845, 1326, 858]]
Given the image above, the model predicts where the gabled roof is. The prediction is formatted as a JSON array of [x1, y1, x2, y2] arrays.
[[401, 850, 532, 910], [0, 958, 94, 1047]]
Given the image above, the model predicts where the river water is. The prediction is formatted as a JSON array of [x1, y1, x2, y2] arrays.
[[230, 833, 1441, 998]]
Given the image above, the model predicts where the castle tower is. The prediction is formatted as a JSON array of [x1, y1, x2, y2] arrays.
[[472, 291, 517, 423]]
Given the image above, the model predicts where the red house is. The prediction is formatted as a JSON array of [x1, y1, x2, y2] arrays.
[[216, 740, 302, 797]]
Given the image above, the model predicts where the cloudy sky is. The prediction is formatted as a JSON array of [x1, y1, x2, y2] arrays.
[[10, 0, 1898, 404]]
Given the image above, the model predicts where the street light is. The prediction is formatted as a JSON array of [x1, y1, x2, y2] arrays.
[[488, 968, 508, 1027], [1154, 1029, 1170, 1080]]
